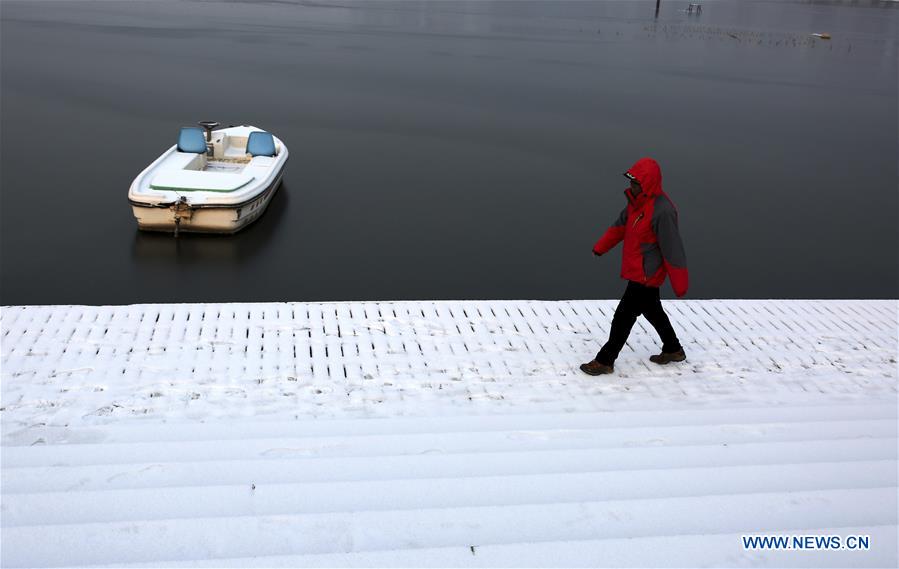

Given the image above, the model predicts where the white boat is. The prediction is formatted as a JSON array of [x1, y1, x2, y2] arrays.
[[128, 122, 288, 235]]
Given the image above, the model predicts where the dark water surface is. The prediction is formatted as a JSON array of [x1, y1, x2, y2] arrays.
[[2, 0, 896, 305]]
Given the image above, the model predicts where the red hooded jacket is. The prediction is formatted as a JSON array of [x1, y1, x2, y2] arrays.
[[592, 158, 689, 297]]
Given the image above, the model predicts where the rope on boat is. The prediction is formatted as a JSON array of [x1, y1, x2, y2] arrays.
[[172, 196, 191, 238], [210, 156, 253, 164]]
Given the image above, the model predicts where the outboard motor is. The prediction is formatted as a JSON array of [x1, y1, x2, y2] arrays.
[[198, 121, 219, 156]]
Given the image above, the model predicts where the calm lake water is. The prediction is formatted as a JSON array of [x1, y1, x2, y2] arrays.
[[1, 0, 896, 305]]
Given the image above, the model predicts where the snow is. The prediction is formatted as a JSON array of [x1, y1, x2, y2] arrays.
[[1, 299, 897, 567]]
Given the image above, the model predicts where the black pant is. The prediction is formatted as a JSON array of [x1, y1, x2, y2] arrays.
[[596, 281, 682, 365]]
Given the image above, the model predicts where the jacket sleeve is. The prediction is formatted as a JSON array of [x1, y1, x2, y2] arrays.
[[592, 207, 627, 255], [653, 207, 689, 297]]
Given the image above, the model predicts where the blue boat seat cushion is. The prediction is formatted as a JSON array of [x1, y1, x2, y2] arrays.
[[246, 131, 276, 157], [178, 127, 207, 154]]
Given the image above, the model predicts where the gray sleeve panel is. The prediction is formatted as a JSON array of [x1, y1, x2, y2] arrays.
[[641, 243, 664, 277], [651, 197, 687, 268], [612, 207, 627, 227]]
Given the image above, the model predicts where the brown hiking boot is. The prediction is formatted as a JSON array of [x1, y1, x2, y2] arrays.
[[580, 360, 614, 376], [649, 349, 687, 365]]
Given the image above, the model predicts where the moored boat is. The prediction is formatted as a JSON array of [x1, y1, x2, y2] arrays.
[[128, 122, 288, 235]]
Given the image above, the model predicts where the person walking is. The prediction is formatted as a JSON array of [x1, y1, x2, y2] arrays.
[[581, 157, 689, 376]]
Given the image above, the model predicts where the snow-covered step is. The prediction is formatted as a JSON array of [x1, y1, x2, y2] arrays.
[[3, 460, 895, 527], [4, 488, 895, 568], [4, 418, 893, 469], [4, 437, 894, 494], [94, 525, 899, 569], [4, 403, 895, 447]]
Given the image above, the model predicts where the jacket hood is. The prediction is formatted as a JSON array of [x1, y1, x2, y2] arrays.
[[625, 157, 663, 198]]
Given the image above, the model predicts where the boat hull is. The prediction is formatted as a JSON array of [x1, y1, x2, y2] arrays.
[[130, 170, 284, 235]]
